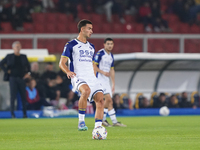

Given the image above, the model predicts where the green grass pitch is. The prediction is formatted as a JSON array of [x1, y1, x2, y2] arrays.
[[0, 116, 200, 150]]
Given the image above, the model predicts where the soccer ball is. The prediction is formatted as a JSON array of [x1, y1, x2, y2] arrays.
[[159, 106, 170, 116], [92, 126, 107, 140]]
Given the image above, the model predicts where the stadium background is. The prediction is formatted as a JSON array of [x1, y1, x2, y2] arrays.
[[0, 0, 200, 113]]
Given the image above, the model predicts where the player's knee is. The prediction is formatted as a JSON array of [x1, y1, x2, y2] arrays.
[[81, 88, 91, 98], [95, 96, 104, 108]]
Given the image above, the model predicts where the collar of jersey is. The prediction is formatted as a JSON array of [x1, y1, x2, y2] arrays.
[[75, 38, 88, 44]]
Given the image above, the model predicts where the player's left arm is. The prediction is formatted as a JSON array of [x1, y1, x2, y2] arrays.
[[110, 67, 115, 94]]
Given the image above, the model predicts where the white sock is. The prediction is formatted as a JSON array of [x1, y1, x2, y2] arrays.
[[95, 121, 102, 128], [79, 114, 85, 123], [103, 108, 108, 121], [108, 108, 117, 124]]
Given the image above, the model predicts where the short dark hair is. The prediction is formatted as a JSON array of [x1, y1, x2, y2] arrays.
[[104, 38, 114, 43], [77, 19, 92, 33]]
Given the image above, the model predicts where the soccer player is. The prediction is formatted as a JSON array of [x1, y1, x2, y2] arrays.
[[93, 38, 126, 127], [59, 19, 104, 131]]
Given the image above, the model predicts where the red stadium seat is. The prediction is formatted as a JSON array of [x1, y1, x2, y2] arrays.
[[90, 14, 102, 23], [55, 39, 68, 53], [34, 23, 45, 33], [124, 15, 134, 23], [78, 13, 90, 20], [169, 22, 180, 33], [45, 24, 56, 33], [56, 23, 68, 33], [135, 23, 144, 33], [32, 13, 46, 23], [111, 23, 124, 33], [57, 13, 68, 24], [190, 25, 200, 33], [101, 23, 112, 33], [179, 23, 190, 33], [93, 23, 101, 33], [67, 22, 78, 33], [1, 39, 13, 49], [1, 22, 13, 33], [185, 39, 200, 53], [23, 23, 34, 33], [37, 39, 46, 49], [44, 39, 55, 53], [46, 13, 57, 23]]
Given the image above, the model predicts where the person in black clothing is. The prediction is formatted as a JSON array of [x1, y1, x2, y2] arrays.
[[40, 62, 61, 103], [179, 92, 196, 108], [0, 41, 30, 118], [151, 1, 171, 32], [140, 97, 151, 108], [168, 94, 179, 108], [113, 93, 125, 111], [153, 93, 168, 108], [57, 69, 79, 108]]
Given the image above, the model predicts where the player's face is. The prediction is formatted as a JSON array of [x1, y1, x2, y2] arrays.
[[82, 24, 93, 38], [104, 41, 114, 52]]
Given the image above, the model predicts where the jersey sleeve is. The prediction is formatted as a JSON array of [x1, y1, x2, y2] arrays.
[[111, 53, 114, 68], [61, 43, 72, 60], [94, 52, 102, 65]]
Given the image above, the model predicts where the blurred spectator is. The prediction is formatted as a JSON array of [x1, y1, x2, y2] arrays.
[[92, 0, 113, 23], [32, 0, 43, 13], [151, 1, 171, 32], [31, 62, 40, 81], [0, 1, 11, 22], [140, 97, 151, 108], [30, 62, 46, 99], [42, 0, 55, 12], [8, 0, 24, 31], [41, 62, 61, 103], [153, 93, 168, 108], [21, 1, 33, 22], [168, 94, 179, 108], [125, 0, 140, 15], [112, 0, 126, 24], [173, 0, 190, 23], [26, 78, 51, 110], [179, 92, 197, 108], [57, 70, 79, 108], [58, 0, 79, 21], [113, 93, 125, 111], [138, 2, 153, 32]]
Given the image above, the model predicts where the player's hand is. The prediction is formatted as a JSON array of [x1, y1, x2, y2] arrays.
[[103, 72, 110, 77], [66, 71, 76, 79]]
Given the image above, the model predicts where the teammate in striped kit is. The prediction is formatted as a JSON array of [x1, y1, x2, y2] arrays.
[[93, 38, 126, 127], [59, 20, 104, 131]]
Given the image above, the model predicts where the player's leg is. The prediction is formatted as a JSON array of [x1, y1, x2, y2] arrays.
[[102, 94, 112, 127], [107, 94, 127, 127], [93, 92, 104, 128], [78, 84, 91, 131]]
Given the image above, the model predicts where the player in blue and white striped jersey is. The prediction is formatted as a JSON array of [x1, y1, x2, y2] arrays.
[[94, 38, 126, 127], [59, 20, 104, 131]]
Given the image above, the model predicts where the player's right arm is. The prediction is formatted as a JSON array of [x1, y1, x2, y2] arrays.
[[59, 57, 76, 79], [59, 42, 76, 79]]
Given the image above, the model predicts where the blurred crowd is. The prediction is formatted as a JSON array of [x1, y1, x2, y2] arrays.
[[23, 62, 79, 110], [132, 92, 199, 110], [1, 0, 200, 32]]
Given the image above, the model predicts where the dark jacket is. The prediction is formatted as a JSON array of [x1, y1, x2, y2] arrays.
[[0, 53, 30, 81]]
